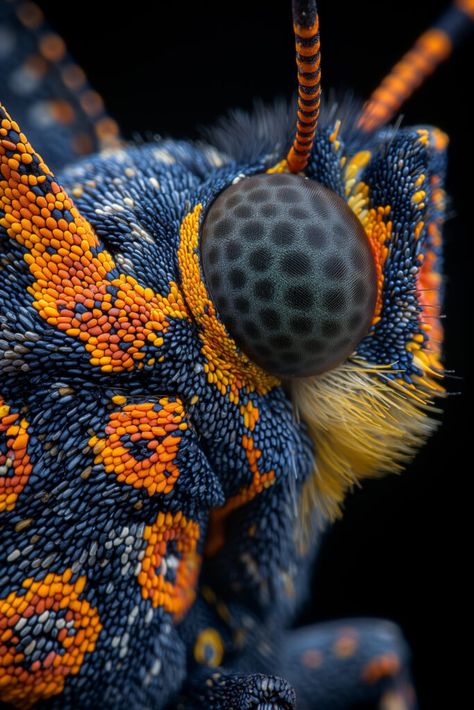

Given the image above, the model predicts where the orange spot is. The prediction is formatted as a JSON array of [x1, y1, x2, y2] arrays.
[[458, 0, 474, 20], [50, 100, 75, 125], [301, 648, 323, 669], [71, 132, 94, 156], [24, 54, 48, 78], [94, 117, 121, 147], [362, 652, 401, 684], [0, 570, 101, 708], [38, 34, 66, 63], [16, 2, 44, 29], [138, 511, 201, 620], [0, 398, 32, 512], [239, 400, 259, 431], [79, 91, 104, 117], [89, 398, 187, 496], [205, 433, 276, 556], [333, 634, 358, 658], [60, 64, 87, 91]]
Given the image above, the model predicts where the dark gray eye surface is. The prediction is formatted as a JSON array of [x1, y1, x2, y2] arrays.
[[201, 173, 377, 378]]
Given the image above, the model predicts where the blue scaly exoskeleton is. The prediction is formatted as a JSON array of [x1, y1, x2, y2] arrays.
[[1, 0, 469, 707]]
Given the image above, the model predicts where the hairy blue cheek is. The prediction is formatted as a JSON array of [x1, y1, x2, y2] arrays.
[[201, 174, 377, 378]]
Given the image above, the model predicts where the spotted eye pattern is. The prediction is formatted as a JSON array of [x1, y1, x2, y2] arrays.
[[201, 174, 377, 378]]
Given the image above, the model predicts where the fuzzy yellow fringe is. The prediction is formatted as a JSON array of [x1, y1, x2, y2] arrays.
[[291, 357, 444, 542]]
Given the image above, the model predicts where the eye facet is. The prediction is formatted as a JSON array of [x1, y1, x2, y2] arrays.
[[201, 174, 377, 378]]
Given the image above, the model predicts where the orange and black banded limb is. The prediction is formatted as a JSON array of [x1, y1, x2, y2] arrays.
[[358, 0, 474, 133], [286, 0, 321, 173]]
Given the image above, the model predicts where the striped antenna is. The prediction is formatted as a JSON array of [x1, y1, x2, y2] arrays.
[[358, 0, 474, 133], [286, 0, 321, 173]]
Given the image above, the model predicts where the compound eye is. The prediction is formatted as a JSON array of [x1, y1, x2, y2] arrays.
[[200, 174, 377, 378]]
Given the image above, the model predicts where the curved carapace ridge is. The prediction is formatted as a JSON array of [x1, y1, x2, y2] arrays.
[[201, 173, 377, 378]]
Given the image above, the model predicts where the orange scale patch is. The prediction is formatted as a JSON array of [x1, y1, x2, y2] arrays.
[[205, 432, 276, 556], [89, 399, 187, 495], [137, 511, 201, 621], [362, 652, 401, 684], [332, 633, 358, 659], [344, 152, 390, 323], [0, 107, 189, 374], [0, 398, 33, 512], [0, 570, 102, 709], [300, 648, 323, 669], [415, 173, 445, 359]]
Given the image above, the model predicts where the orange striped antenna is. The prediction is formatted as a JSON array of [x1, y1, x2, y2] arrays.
[[286, 0, 321, 173], [358, 0, 474, 133]]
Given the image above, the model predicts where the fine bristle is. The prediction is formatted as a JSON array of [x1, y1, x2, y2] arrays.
[[291, 356, 444, 543]]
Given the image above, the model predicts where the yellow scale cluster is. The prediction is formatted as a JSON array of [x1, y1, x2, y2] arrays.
[[344, 151, 390, 323], [177, 204, 278, 403]]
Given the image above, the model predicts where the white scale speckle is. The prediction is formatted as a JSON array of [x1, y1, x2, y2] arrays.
[[24, 640, 36, 655], [14, 617, 27, 632], [166, 554, 179, 570], [149, 177, 160, 190], [114, 253, 135, 272], [204, 147, 225, 167], [121, 562, 131, 576], [131, 223, 155, 244], [143, 657, 162, 686], [152, 149, 176, 165], [127, 605, 139, 625], [232, 173, 246, 185]]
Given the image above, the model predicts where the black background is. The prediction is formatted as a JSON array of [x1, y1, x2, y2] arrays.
[[35, 1, 472, 707]]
